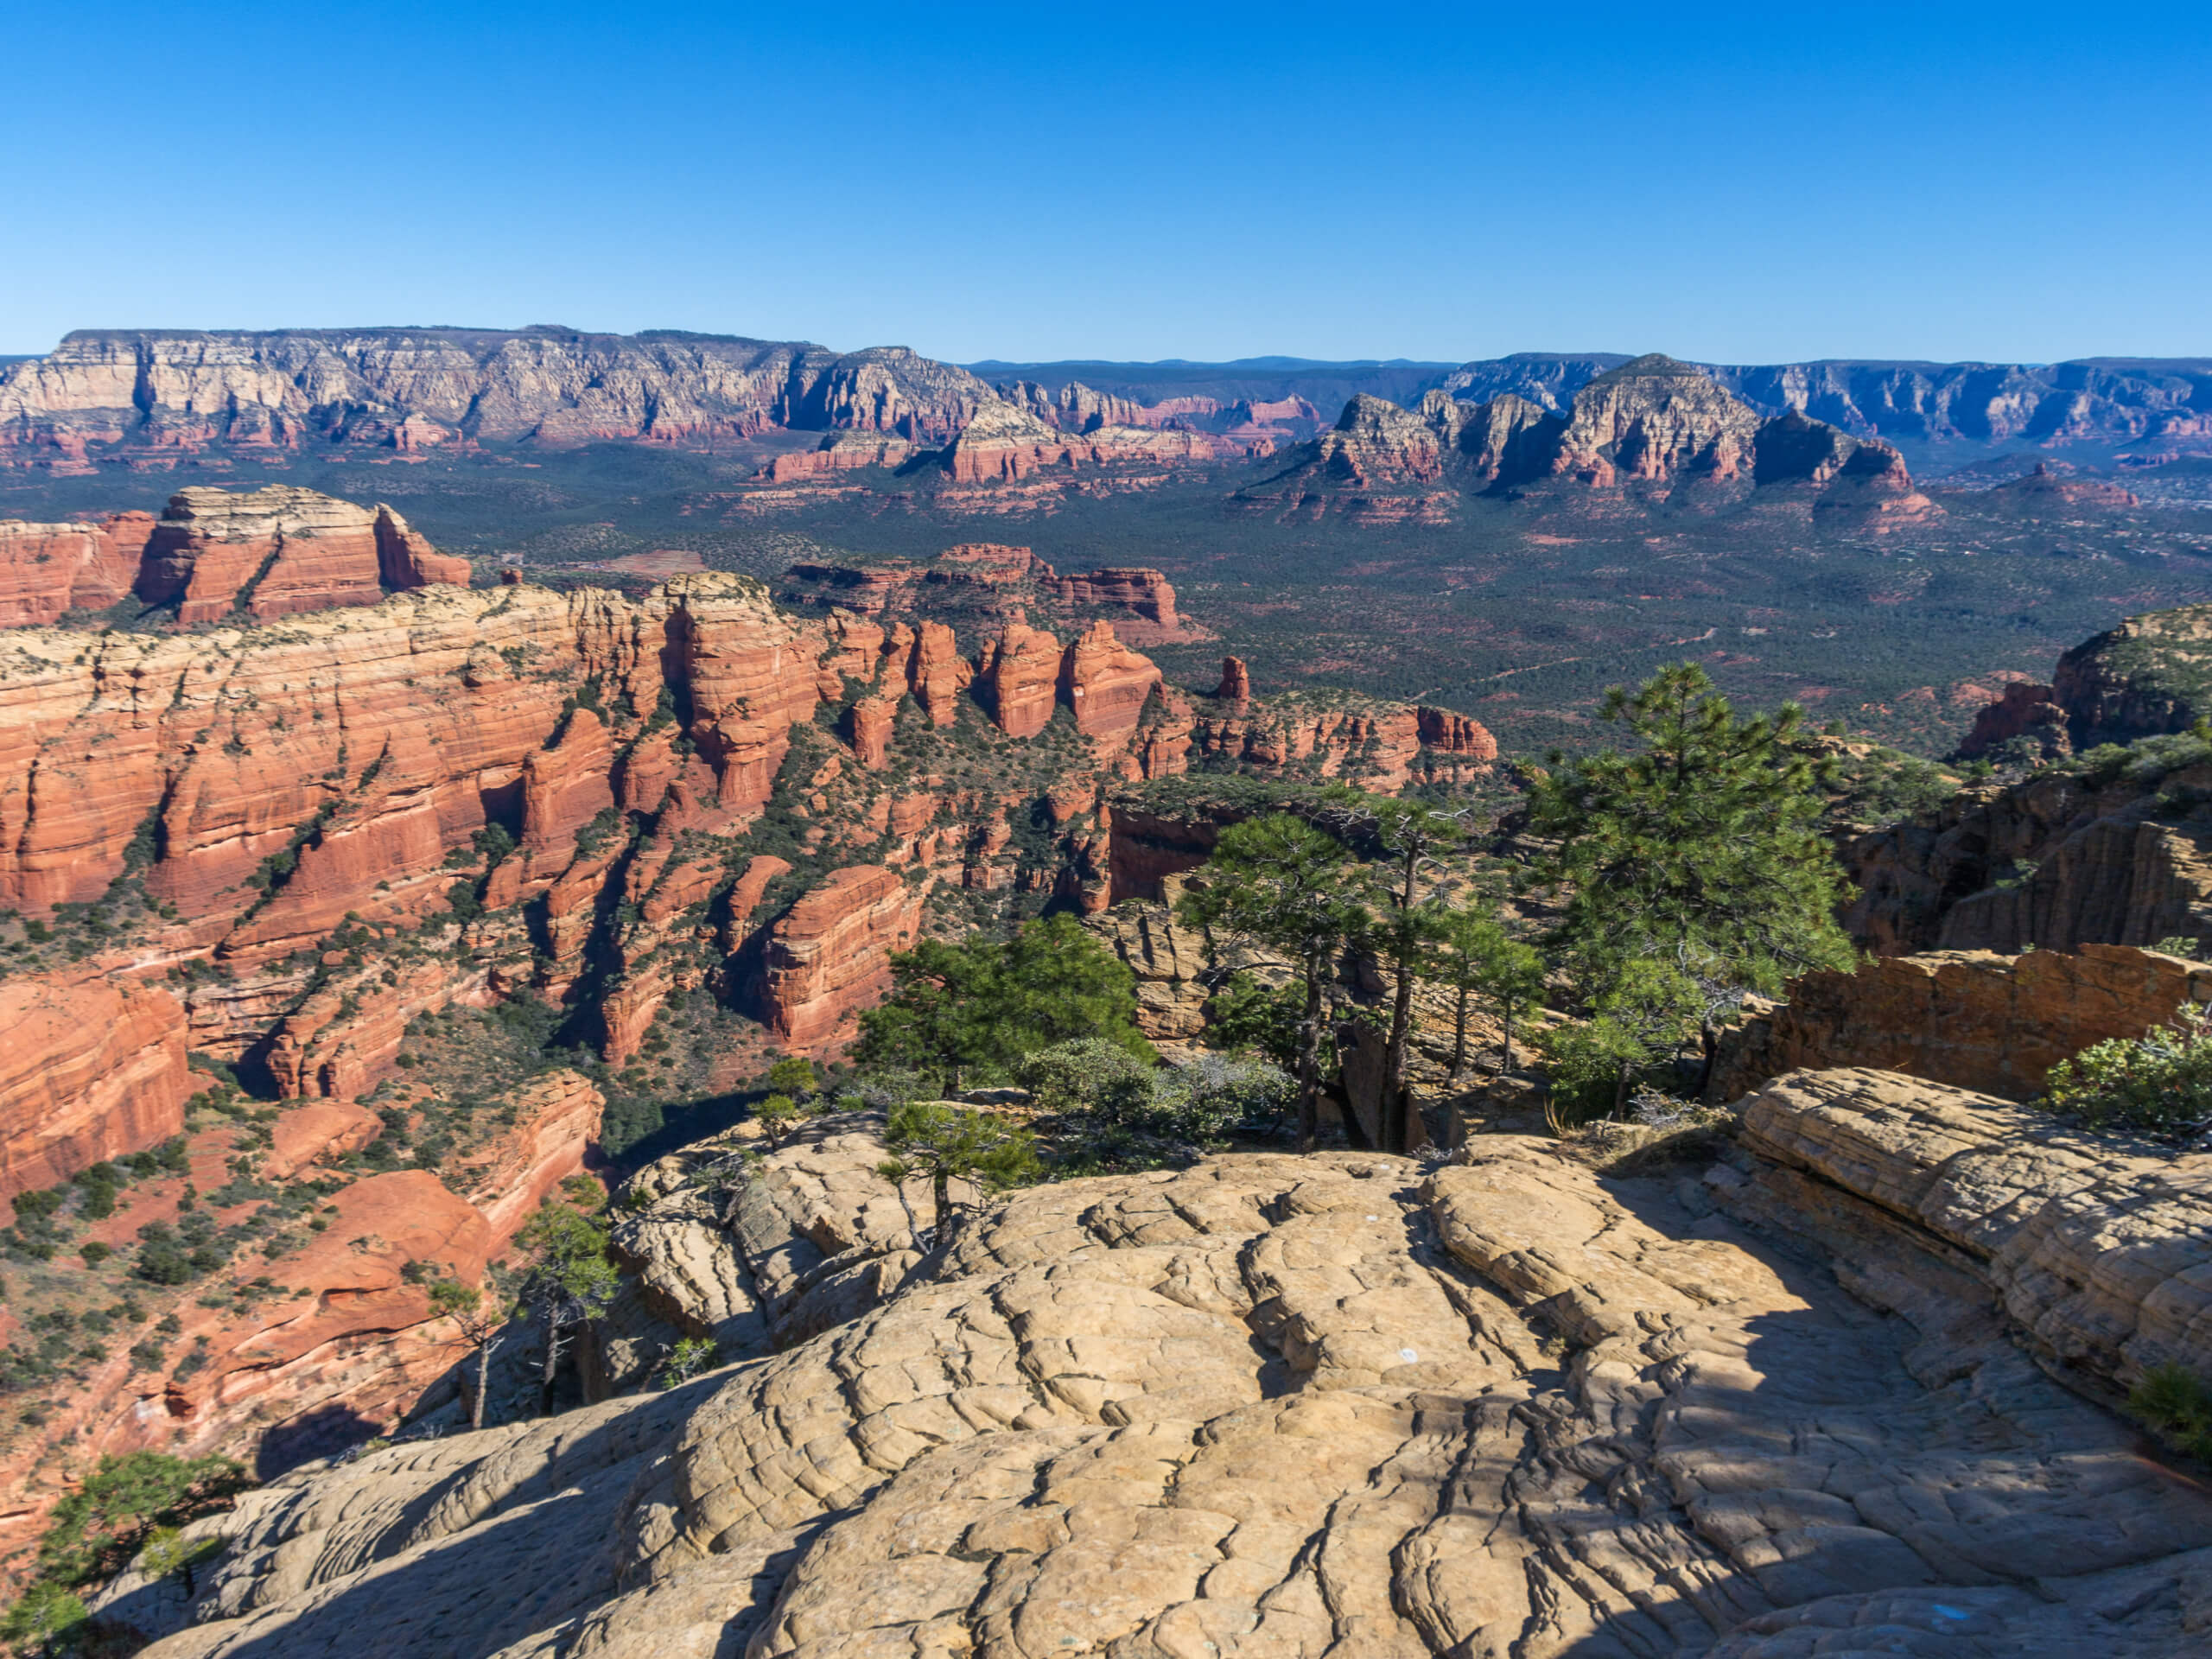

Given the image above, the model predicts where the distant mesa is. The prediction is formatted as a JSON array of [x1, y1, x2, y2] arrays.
[[780, 543, 1209, 645], [0, 485, 467, 627]]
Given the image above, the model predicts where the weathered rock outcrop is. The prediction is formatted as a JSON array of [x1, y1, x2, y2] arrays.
[[0, 489, 467, 627], [1713, 944, 2212, 1103], [1046, 565, 1185, 637], [1060, 619, 1162, 738], [2053, 601, 2212, 748], [1548, 353, 1763, 486], [1840, 760, 2212, 953], [0, 970, 191, 1203], [1955, 677, 2070, 760], [972, 620, 1062, 737], [1731, 1065, 2212, 1406], [113, 1114, 2212, 1658]]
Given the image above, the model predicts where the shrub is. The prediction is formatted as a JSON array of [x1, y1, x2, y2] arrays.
[[1016, 1039, 1154, 1117], [2130, 1363, 2212, 1461], [2042, 1002, 2212, 1141]]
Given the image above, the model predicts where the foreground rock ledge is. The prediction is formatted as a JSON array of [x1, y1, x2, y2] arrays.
[[112, 1096, 2212, 1658]]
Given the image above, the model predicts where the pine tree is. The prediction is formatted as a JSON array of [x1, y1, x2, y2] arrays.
[[855, 913, 1152, 1090], [1177, 814, 1365, 1150], [1425, 903, 1548, 1079], [515, 1201, 618, 1416], [1528, 663, 1853, 1099]]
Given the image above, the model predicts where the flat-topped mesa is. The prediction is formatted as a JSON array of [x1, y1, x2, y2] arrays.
[[0, 486, 469, 627], [764, 432, 917, 481], [0, 512, 156, 626], [0, 328, 1000, 462], [1047, 566, 1180, 633]]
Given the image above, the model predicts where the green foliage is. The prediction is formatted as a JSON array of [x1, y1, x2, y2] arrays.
[[877, 1101, 1040, 1243], [1423, 902, 1547, 1075], [137, 1524, 221, 1593], [1176, 813, 1364, 1146], [0, 1582, 87, 1650], [855, 913, 1153, 1089], [1528, 663, 1853, 1032], [1019, 1039, 1293, 1158], [766, 1056, 821, 1098], [2130, 1363, 2212, 1461], [516, 1202, 619, 1321], [1016, 1038, 1154, 1116], [32, 1451, 246, 1591], [754, 1093, 801, 1145], [2042, 1003, 2212, 1140], [653, 1336, 719, 1389], [1201, 973, 1307, 1070]]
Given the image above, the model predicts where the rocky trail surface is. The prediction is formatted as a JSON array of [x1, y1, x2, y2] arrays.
[[93, 1074, 2212, 1658]]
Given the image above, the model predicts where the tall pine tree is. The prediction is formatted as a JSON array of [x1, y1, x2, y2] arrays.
[[1527, 663, 1853, 1099]]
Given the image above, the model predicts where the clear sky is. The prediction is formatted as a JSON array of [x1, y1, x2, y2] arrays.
[[3, 1, 2208, 365]]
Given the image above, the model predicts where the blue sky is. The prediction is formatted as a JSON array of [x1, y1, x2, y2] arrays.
[[3, 2, 2207, 364]]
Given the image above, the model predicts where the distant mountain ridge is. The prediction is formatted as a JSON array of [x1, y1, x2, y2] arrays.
[[4, 326, 2209, 471]]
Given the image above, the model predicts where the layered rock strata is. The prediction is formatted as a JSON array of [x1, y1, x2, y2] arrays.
[[1713, 944, 2212, 1103], [1842, 758, 2212, 953], [0, 328, 997, 464], [0, 970, 192, 1203]]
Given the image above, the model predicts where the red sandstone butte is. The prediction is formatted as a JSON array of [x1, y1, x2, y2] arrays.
[[975, 621, 1064, 738], [1416, 706, 1499, 760], [0, 970, 192, 1204], [1214, 656, 1252, 703], [843, 696, 897, 767], [1050, 567, 1182, 634], [901, 620, 973, 727], [0, 512, 156, 626], [759, 865, 926, 1050], [1060, 620, 1162, 739], [133, 487, 449, 623]]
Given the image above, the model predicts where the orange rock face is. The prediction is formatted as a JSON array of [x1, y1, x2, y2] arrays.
[[1416, 706, 1499, 760], [1047, 567, 1182, 634], [0, 970, 192, 1205], [453, 1068, 605, 1240], [1060, 620, 1162, 739], [0, 512, 154, 625], [759, 865, 926, 1051], [1214, 655, 1252, 703], [900, 620, 973, 727], [842, 696, 897, 767], [974, 621, 1063, 737], [1712, 944, 2210, 1103]]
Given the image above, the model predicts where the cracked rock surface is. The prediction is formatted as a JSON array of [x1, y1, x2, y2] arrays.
[[124, 1093, 2212, 1657]]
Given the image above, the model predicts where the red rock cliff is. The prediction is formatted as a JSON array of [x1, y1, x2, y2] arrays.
[[0, 970, 192, 1205], [759, 865, 927, 1051]]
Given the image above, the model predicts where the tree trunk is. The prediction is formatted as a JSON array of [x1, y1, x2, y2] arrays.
[[1451, 985, 1469, 1080], [1612, 1058, 1632, 1120], [540, 1302, 562, 1417], [1296, 947, 1325, 1153], [1381, 842, 1419, 1153], [1499, 990, 1516, 1075], [472, 1333, 497, 1431], [1694, 1020, 1719, 1102]]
